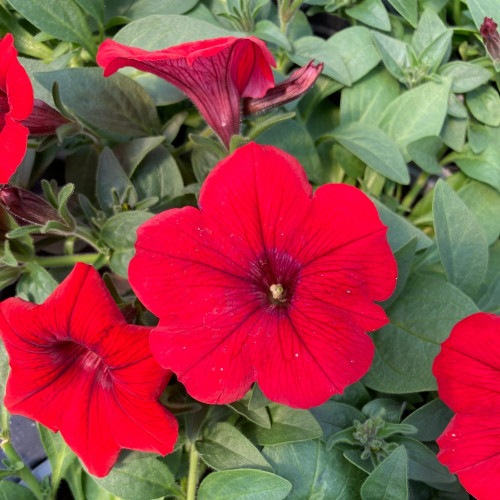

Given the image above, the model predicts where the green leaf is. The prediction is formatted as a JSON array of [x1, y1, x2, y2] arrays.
[[382, 237, 417, 309], [83, 473, 122, 500], [126, 0, 199, 20], [113, 137, 165, 176], [458, 181, 500, 245], [328, 27, 381, 84], [310, 401, 365, 442], [263, 441, 366, 499], [16, 263, 58, 304], [108, 249, 135, 278], [254, 20, 291, 50], [291, 36, 351, 85], [363, 275, 479, 393], [447, 93, 468, 119], [95, 451, 178, 500], [401, 399, 453, 442], [196, 423, 272, 472], [329, 123, 409, 184], [433, 180, 488, 295], [468, 120, 490, 154], [346, 0, 390, 31], [96, 148, 135, 212], [0, 482, 37, 500], [38, 425, 77, 490], [361, 446, 407, 500], [101, 211, 152, 250], [228, 393, 271, 428], [466, 85, 500, 127], [192, 145, 223, 184], [131, 146, 184, 204], [340, 68, 399, 126], [386, 0, 417, 26], [362, 398, 406, 423], [441, 116, 466, 153], [391, 436, 454, 486], [250, 405, 322, 446], [66, 146, 99, 199], [198, 469, 291, 500], [379, 80, 450, 156], [371, 31, 410, 83], [5, 0, 95, 53], [74, 0, 104, 23], [411, 9, 451, 71], [465, 0, 500, 31], [407, 136, 442, 174], [450, 131, 500, 191], [36, 68, 160, 137], [371, 198, 432, 252], [256, 119, 322, 183], [249, 384, 271, 410], [439, 62, 492, 93], [331, 381, 371, 408]]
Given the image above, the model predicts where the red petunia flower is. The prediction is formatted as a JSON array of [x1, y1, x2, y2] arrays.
[[0, 263, 178, 477], [0, 34, 34, 183], [129, 142, 397, 409], [97, 37, 322, 147], [433, 313, 500, 500]]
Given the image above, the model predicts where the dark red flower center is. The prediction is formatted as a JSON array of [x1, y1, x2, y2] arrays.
[[248, 248, 302, 311], [50, 341, 113, 390]]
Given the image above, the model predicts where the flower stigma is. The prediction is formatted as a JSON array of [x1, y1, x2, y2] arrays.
[[270, 283, 285, 302]]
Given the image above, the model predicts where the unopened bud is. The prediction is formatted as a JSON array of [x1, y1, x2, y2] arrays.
[[480, 17, 500, 61], [0, 186, 64, 226], [243, 60, 323, 115], [21, 100, 69, 137]]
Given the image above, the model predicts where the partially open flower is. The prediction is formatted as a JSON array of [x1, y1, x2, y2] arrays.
[[0, 263, 178, 477], [129, 142, 397, 409], [480, 17, 500, 61], [0, 34, 34, 183], [97, 37, 321, 147]]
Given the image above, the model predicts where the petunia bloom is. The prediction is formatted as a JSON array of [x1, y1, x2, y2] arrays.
[[433, 313, 500, 500], [0, 263, 178, 477], [21, 99, 69, 137], [97, 37, 321, 147], [481, 17, 500, 62], [0, 33, 34, 183], [129, 142, 397, 409]]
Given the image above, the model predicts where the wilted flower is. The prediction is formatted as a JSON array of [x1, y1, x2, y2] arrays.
[[97, 37, 321, 147], [129, 142, 397, 409], [433, 313, 500, 500], [0, 263, 178, 477], [480, 17, 500, 61]]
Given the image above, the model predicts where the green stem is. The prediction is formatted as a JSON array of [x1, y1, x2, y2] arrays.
[[186, 444, 199, 500], [15, 253, 101, 267], [73, 227, 102, 252], [401, 172, 429, 210], [452, 0, 461, 26], [0, 410, 43, 500]]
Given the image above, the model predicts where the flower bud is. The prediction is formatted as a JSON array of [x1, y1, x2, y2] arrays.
[[0, 186, 64, 226], [480, 17, 500, 61], [243, 61, 323, 116], [21, 100, 69, 137]]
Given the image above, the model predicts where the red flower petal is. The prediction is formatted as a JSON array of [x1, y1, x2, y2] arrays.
[[97, 37, 275, 147], [437, 412, 500, 500], [131, 143, 396, 408], [0, 263, 177, 477], [0, 34, 33, 121], [0, 116, 29, 183], [433, 313, 500, 413]]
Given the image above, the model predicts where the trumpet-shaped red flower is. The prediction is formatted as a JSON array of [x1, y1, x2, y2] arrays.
[[0, 34, 33, 183], [433, 313, 500, 500], [97, 37, 322, 147], [129, 143, 397, 408], [0, 263, 178, 477]]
